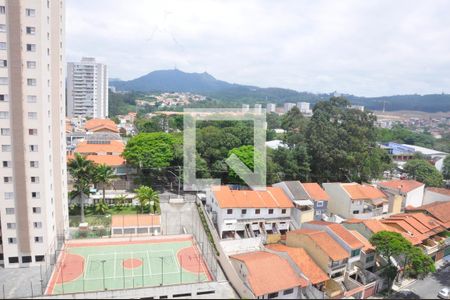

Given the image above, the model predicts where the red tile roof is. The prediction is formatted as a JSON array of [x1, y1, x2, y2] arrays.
[[349, 230, 374, 253], [427, 187, 450, 197], [267, 244, 329, 285], [378, 180, 424, 193], [75, 140, 125, 154], [306, 221, 364, 250], [212, 186, 294, 209], [342, 183, 386, 200], [230, 251, 307, 296], [302, 183, 330, 201], [85, 119, 118, 132], [288, 229, 349, 261], [406, 201, 450, 228], [86, 155, 125, 167]]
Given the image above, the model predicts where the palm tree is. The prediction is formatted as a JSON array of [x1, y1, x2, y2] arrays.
[[114, 194, 128, 209], [68, 153, 95, 223], [134, 186, 159, 213], [93, 164, 116, 205]]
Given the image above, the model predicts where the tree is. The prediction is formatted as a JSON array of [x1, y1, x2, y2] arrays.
[[93, 164, 116, 205], [114, 194, 128, 209], [123, 133, 177, 169], [404, 159, 444, 187], [68, 153, 95, 222], [370, 231, 435, 293], [443, 155, 450, 180], [134, 186, 159, 213], [281, 106, 307, 146], [227, 145, 264, 185], [271, 145, 310, 182]]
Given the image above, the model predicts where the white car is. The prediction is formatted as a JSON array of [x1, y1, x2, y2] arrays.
[[438, 288, 450, 299]]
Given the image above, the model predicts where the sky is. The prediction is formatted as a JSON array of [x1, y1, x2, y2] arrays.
[[67, 0, 450, 97]]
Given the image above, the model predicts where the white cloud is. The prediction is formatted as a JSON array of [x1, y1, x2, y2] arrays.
[[67, 0, 450, 96]]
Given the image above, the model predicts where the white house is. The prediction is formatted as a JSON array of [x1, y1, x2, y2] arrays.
[[377, 179, 425, 209], [323, 183, 388, 219], [206, 186, 294, 239]]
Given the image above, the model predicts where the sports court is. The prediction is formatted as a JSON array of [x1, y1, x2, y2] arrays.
[[46, 235, 211, 295]]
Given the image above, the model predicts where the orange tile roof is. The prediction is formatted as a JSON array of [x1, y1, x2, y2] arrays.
[[86, 155, 125, 167], [362, 219, 390, 234], [230, 251, 307, 296], [306, 221, 364, 250], [85, 119, 118, 131], [90, 124, 120, 133], [212, 186, 294, 209], [111, 214, 161, 227], [288, 229, 349, 261], [384, 213, 445, 238], [378, 180, 424, 193], [349, 230, 374, 253], [267, 244, 329, 285], [342, 183, 386, 200], [302, 183, 330, 201], [407, 201, 450, 228], [427, 187, 450, 197], [75, 140, 125, 154]]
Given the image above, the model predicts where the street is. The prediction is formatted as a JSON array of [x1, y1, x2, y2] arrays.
[[392, 261, 450, 299]]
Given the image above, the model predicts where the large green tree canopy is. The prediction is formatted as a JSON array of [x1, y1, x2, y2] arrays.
[[404, 159, 444, 187]]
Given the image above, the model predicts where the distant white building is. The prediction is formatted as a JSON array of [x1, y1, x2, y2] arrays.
[[284, 103, 296, 113], [297, 102, 312, 115], [67, 57, 109, 118], [401, 144, 447, 172], [349, 105, 365, 112], [266, 103, 276, 113], [254, 104, 262, 114], [242, 104, 250, 113]]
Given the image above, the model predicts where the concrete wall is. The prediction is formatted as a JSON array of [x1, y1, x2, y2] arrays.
[[220, 237, 263, 256], [423, 190, 450, 205], [405, 186, 425, 207], [323, 183, 351, 218]]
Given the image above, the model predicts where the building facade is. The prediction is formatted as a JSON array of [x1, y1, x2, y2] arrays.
[[67, 57, 108, 118], [0, 0, 68, 268]]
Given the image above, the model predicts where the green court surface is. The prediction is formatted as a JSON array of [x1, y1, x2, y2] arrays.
[[47, 237, 210, 295]]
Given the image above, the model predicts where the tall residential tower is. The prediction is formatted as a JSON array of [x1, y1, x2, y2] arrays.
[[67, 57, 108, 118], [0, 0, 68, 268]]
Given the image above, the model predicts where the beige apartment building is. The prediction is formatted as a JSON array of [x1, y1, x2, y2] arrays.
[[0, 0, 68, 268]]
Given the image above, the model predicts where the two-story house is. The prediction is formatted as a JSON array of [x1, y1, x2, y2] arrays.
[[301, 221, 364, 275], [206, 186, 294, 239], [230, 251, 308, 299], [377, 180, 425, 212], [323, 183, 388, 219], [273, 181, 329, 224]]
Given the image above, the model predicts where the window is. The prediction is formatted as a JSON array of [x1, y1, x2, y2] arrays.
[[35, 255, 45, 262], [1, 128, 10, 136], [0, 111, 9, 119], [8, 257, 19, 264], [3, 177, 12, 183], [2, 145, 11, 152], [268, 209, 274, 214], [32, 192, 40, 198], [27, 95, 37, 103], [29, 145, 38, 152], [0, 42, 6, 50], [352, 210, 359, 215], [26, 9, 36, 17], [22, 256, 32, 263], [27, 79, 37, 86], [0, 24, 5, 33], [32, 207, 41, 214], [8, 238, 17, 244], [366, 255, 375, 263], [281, 209, 287, 214], [27, 61, 36, 69], [33, 222, 42, 229], [34, 237, 43, 243], [241, 209, 247, 215], [5, 192, 13, 199], [268, 292, 278, 299], [255, 209, 260, 215], [26, 27, 36, 35], [0, 6, 5, 14], [28, 112, 37, 119], [0, 94, 7, 102], [29, 129, 38, 135], [283, 289, 294, 295], [0, 59, 6, 67], [31, 177, 39, 183], [3, 161, 12, 168], [351, 249, 361, 257], [6, 208, 14, 214], [227, 209, 233, 215], [30, 161, 39, 168], [7, 223, 16, 229], [316, 201, 324, 208], [26, 44, 36, 52]]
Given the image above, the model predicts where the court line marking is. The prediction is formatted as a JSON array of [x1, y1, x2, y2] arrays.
[[146, 250, 153, 276], [113, 252, 117, 277], [171, 249, 181, 272]]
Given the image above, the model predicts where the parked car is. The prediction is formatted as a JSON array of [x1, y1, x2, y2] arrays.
[[438, 288, 450, 299]]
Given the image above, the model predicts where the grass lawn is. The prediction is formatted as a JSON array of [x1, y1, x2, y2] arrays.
[[69, 205, 150, 228]]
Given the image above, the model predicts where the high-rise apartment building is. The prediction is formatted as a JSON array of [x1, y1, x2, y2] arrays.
[[266, 103, 276, 113], [297, 102, 312, 115], [283, 102, 296, 113], [0, 0, 68, 268], [67, 57, 108, 118]]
